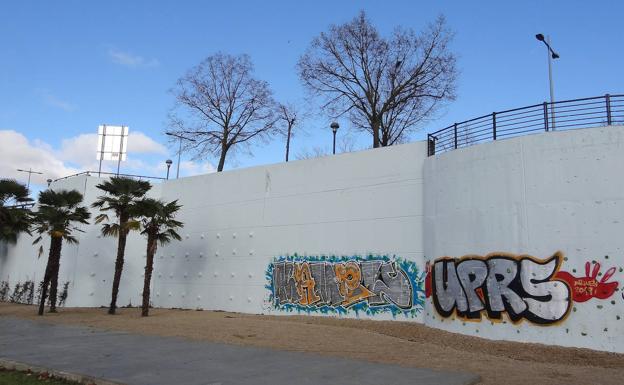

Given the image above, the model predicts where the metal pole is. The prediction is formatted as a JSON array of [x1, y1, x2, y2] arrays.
[[547, 36, 556, 130], [116, 126, 125, 176], [606, 94, 612, 125], [17, 168, 43, 191], [332, 130, 336, 155], [98, 125, 107, 177], [492, 112, 497, 140], [176, 137, 182, 179], [26, 168, 32, 190]]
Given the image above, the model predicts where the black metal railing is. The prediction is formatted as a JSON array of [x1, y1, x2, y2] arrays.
[[427, 93, 624, 156], [52, 171, 166, 183]]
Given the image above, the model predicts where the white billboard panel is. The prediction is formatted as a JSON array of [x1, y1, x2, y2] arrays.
[[97, 125, 128, 161]]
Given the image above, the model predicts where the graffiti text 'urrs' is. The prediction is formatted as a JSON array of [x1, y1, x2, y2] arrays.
[[430, 252, 571, 325]]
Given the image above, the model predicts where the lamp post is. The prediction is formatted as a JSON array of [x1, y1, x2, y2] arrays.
[[165, 159, 173, 180], [330, 122, 339, 155], [535, 33, 560, 130], [16, 168, 43, 190], [165, 132, 196, 179], [46, 179, 52, 188]]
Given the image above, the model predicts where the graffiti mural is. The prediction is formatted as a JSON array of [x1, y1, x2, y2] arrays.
[[556, 262, 619, 302], [427, 252, 572, 325], [425, 252, 622, 325], [266, 255, 425, 317]]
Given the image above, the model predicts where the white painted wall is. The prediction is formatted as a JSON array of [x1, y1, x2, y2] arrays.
[[2, 125, 623, 353], [424, 125, 624, 353], [0, 141, 427, 321]]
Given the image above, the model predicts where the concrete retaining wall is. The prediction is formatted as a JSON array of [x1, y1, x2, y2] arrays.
[[1, 126, 623, 352]]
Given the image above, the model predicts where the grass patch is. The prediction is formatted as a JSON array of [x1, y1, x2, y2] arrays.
[[0, 368, 81, 385]]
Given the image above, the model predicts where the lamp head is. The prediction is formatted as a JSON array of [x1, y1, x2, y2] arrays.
[[166, 159, 173, 166], [535, 33, 545, 41], [552, 52, 560, 59], [330, 122, 339, 133]]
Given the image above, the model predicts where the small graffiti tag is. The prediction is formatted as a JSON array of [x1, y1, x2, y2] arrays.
[[555, 262, 619, 302], [427, 252, 572, 325], [266, 255, 424, 317]]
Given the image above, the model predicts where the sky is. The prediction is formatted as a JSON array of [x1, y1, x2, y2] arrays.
[[1, 0, 623, 189]]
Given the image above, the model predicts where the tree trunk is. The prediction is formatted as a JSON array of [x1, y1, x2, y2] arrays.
[[141, 232, 158, 317], [109, 215, 129, 315], [38, 237, 61, 316], [48, 240, 63, 312], [372, 117, 380, 148], [285, 124, 292, 162], [381, 126, 389, 147], [217, 145, 227, 172]]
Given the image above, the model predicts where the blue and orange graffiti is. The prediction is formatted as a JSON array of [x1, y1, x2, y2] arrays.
[[266, 255, 425, 317]]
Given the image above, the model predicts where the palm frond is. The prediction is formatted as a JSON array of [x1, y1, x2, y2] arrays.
[[101, 223, 120, 237], [94, 213, 109, 224]]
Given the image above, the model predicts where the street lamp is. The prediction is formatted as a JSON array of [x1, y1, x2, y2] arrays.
[[535, 33, 560, 130], [165, 159, 173, 180], [46, 179, 53, 188], [330, 122, 339, 155], [165, 132, 196, 179], [16, 168, 43, 190]]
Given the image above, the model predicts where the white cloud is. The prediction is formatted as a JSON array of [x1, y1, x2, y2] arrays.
[[38, 89, 76, 112], [179, 160, 216, 175], [59, 131, 167, 170], [127, 132, 167, 154], [108, 48, 159, 68], [0, 130, 79, 186], [0, 129, 215, 189]]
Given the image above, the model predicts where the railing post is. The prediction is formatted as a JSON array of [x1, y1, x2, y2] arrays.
[[492, 112, 497, 140], [543, 102, 549, 132], [453, 123, 458, 149], [427, 134, 436, 156], [606, 94, 612, 126]]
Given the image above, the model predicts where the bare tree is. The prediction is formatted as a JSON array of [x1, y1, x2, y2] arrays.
[[298, 12, 457, 148], [169, 53, 276, 171], [295, 132, 360, 160], [276, 103, 302, 162], [295, 146, 329, 160]]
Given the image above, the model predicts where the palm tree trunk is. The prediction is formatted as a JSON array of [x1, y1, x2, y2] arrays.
[[141, 233, 158, 317], [109, 223, 128, 315], [48, 240, 63, 312], [38, 237, 61, 316]]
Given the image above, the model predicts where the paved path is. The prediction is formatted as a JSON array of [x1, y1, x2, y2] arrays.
[[0, 317, 478, 385]]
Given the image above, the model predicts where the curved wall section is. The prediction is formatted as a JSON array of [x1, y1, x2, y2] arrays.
[[423, 125, 624, 353]]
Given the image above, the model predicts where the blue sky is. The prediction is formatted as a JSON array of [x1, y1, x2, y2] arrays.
[[1, 0, 623, 187]]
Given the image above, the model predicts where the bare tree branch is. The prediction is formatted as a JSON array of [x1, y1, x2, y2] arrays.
[[168, 53, 277, 171], [275, 103, 308, 162], [298, 12, 457, 147]]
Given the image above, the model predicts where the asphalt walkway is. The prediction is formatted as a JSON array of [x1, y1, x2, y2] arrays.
[[0, 317, 479, 385]]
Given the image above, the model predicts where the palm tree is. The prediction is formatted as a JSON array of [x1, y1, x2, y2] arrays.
[[0, 179, 32, 243], [135, 198, 183, 317], [32, 189, 90, 315], [92, 177, 151, 314]]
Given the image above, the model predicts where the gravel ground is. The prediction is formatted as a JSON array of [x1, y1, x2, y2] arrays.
[[1, 303, 622, 385]]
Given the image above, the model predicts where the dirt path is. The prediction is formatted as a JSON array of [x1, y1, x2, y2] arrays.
[[1, 303, 622, 385]]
